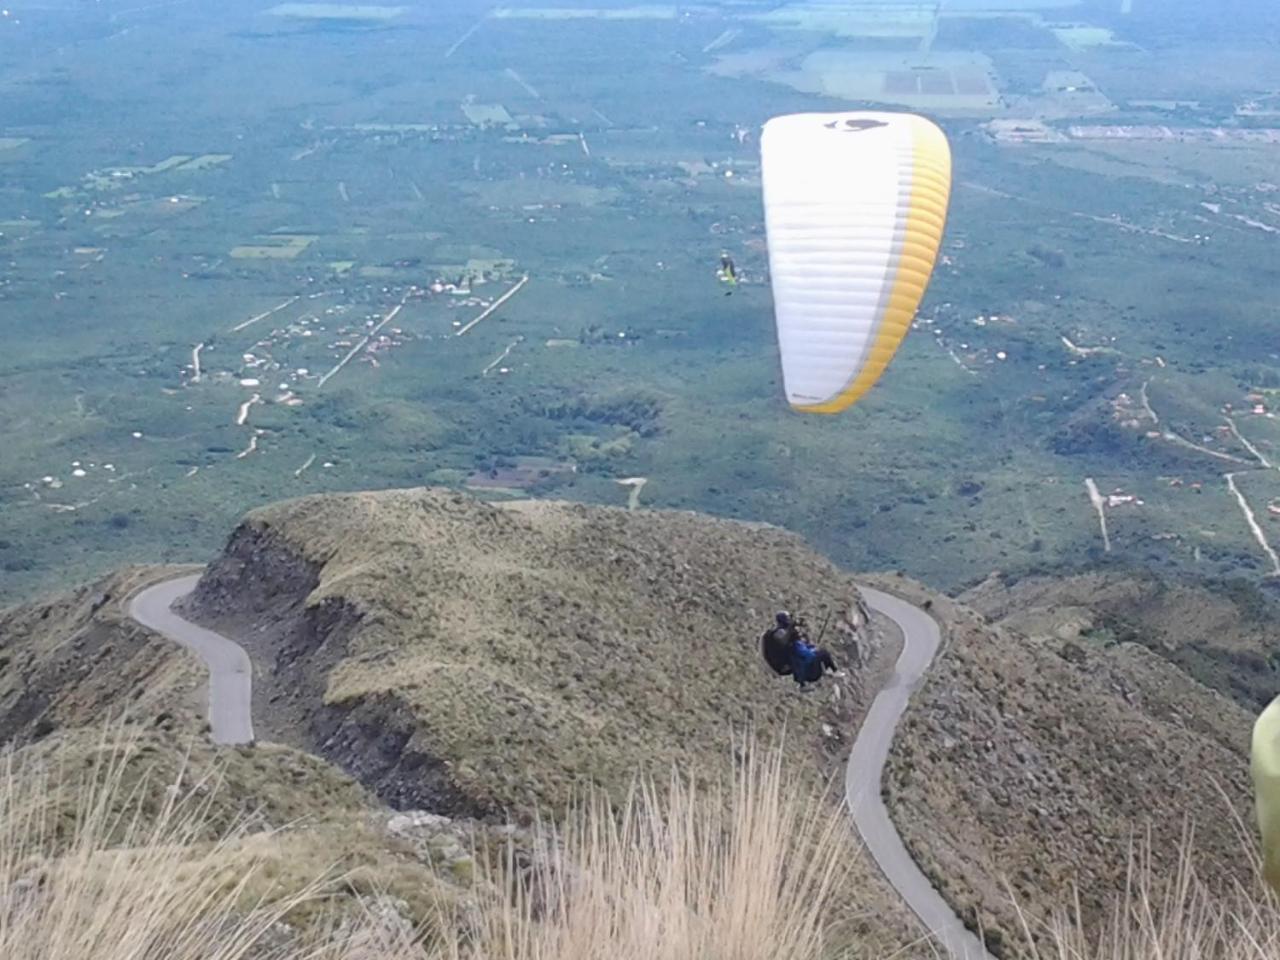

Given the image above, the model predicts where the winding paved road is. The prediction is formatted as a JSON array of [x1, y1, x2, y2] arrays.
[[129, 574, 254, 745], [848, 587, 995, 960], [128, 574, 990, 958]]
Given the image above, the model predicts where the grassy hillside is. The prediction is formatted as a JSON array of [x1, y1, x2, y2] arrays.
[[180, 488, 881, 818], [175, 486, 941, 955], [0, 566, 532, 945], [4, 489, 1274, 959], [1, 488, 937, 957], [0, 722, 877, 960], [0, 566, 200, 742], [875, 573, 1257, 958], [0, 721, 514, 947], [962, 570, 1280, 709]]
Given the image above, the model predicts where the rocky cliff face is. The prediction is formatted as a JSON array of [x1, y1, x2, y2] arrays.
[[175, 518, 480, 814]]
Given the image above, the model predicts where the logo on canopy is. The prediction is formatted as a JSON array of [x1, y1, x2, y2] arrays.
[[824, 118, 890, 133]]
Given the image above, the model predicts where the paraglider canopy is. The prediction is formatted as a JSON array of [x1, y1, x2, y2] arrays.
[[1253, 694, 1280, 892], [759, 111, 953, 414]]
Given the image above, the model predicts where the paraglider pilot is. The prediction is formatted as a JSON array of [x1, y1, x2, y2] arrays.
[[761, 611, 838, 689], [761, 611, 799, 676], [790, 634, 837, 688]]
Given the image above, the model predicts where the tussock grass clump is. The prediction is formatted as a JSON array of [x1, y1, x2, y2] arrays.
[[0, 728, 388, 960], [18, 719, 1280, 960], [1025, 829, 1280, 960], [0, 726, 859, 960], [446, 737, 859, 960]]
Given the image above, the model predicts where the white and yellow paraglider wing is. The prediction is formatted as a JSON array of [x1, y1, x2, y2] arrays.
[[1253, 695, 1280, 892], [760, 112, 952, 414]]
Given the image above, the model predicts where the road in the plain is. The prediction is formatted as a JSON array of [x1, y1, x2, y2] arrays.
[[129, 574, 989, 957], [129, 573, 254, 745], [850, 586, 995, 960]]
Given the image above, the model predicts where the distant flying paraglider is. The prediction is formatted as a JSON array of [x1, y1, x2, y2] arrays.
[[717, 252, 738, 294], [758, 111, 953, 414]]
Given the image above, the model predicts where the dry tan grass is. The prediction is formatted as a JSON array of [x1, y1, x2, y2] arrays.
[[0, 723, 863, 960], [4, 724, 377, 849], [10, 717, 1280, 960], [0, 728, 305, 959], [0, 721, 451, 960], [436, 734, 860, 960], [1025, 835, 1280, 960]]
